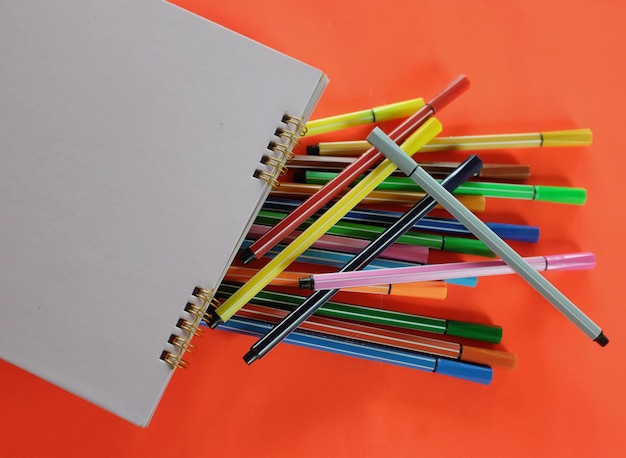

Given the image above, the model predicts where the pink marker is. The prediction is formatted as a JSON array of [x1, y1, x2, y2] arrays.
[[299, 253, 596, 290]]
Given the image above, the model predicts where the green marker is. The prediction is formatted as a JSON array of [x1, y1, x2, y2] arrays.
[[303, 170, 587, 205], [216, 284, 503, 343], [256, 209, 494, 257]]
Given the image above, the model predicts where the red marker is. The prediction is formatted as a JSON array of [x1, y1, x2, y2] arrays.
[[239, 75, 470, 264]]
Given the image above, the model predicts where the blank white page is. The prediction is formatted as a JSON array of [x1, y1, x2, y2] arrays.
[[0, 1, 326, 426]]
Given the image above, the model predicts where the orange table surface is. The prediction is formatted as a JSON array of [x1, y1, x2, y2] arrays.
[[2, 1, 625, 457]]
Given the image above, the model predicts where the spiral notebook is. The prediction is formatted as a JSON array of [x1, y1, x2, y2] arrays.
[[0, 1, 327, 426]]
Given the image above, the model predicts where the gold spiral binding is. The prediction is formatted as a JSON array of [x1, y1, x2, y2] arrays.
[[261, 154, 288, 175], [201, 292, 222, 325], [268, 140, 295, 162], [192, 287, 216, 307], [184, 302, 205, 335], [281, 114, 308, 137], [254, 169, 280, 189], [275, 127, 301, 149], [253, 113, 307, 190], [160, 287, 217, 369]]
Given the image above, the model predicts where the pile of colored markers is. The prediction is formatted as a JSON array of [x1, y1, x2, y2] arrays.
[[203, 75, 607, 385]]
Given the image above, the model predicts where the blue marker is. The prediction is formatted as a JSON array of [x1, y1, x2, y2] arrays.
[[243, 155, 484, 364], [213, 316, 492, 385], [263, 197, 539, 243]]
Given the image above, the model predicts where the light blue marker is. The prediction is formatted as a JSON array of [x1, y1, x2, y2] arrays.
[[367, 127, 607, 347]]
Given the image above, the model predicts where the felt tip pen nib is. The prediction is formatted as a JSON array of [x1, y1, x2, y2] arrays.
[[306, 144, 320, 155], [243, 350, 259, 365], [594, 332, 609, 347], [205, 311, 223, 329], [239, 247, 257, 265]]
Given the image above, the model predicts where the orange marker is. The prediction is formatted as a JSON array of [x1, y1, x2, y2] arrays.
[[225, 266, 447, 299]]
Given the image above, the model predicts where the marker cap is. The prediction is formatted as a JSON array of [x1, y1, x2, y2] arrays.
[[436, 358, 493, 385], [461, 346, 517, 370], [447, 277, 478, 287], [390, 281, 448, 300], [545, 252, 596, 271], [486, 222, 540, 243], [401, 118, 443, 155], [442, 236, 494, 257], [534, 185, 587, 205], [542, 128, 592, 147], [429, 75, 470, 113], [446, 320, 503, 343], [372, 98, 424, 122]]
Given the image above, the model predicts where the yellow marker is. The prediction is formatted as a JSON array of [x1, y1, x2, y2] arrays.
[[307, 128, 593, 156], [304, 98, 424, 137], [208, 118, 443, 326]]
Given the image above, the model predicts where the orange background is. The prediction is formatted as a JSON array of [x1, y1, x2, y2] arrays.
[[2, 1, 625, 457]]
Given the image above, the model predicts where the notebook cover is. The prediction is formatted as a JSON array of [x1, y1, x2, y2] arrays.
[[0, 0, 326, 426]]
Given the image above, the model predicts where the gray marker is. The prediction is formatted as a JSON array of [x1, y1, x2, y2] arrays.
[[367, 126, 608, 347]]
